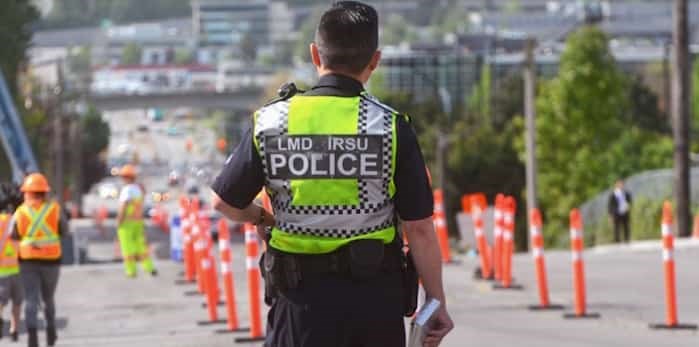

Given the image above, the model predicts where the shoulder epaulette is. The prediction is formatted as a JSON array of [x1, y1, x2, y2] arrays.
[[360, 93, 401, 114], [263, 82, 305, 107]]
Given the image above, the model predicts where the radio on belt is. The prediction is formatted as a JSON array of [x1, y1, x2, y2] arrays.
[[265, 134, 384, 179]]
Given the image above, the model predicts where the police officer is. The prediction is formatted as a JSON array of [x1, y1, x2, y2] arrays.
[[211, 2, 453, 346], [11, 173, 64, 347]]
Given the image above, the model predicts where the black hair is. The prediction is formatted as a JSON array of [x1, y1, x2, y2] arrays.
[[0, 183, 23, 213], [315, 1, 379, 75]]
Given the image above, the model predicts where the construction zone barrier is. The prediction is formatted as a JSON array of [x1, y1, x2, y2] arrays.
[[214, 218, 249, 334], [433, 189, 452, 263], [494, 196, 522, 290], [527, 208, 563, 310], [470, 195, 491, 280], [563, 209, 599, 319], [235, 223, 265, 343], [692, 212, 699, 239], [492, 194, 505, 281], [649, 201, 697, 330]]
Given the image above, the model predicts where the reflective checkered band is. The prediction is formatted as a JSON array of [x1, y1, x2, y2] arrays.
[[277, 219, 393, 238], [221, 262, 232, 274], [662, 249, 673, 261], [532, 247, 543, 258], [571, 251, 582, 262], [661, 224, 671, 236], [254, 94, 397, 239]]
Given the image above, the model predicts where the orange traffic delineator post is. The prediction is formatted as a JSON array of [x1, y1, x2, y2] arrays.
[[197, 231, 227, 326], [692, 213, 699, 240], [494, 196, 523, 290], [433, 189, 453, 264], [649, 201, 697, 330], [527, 208, 563, 311], [563, 209, 599, 319], [214, 219, 249, 334], [492, 194, 505, 281], [234, 223, 265, 343], [176, 197, 196, 285], [470, 195, 491, 280]]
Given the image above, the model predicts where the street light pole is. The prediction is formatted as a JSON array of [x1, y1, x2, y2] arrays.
[[672, 0, 691, 237], [53, 62, 65, 205], [524, 38, 538, 229]]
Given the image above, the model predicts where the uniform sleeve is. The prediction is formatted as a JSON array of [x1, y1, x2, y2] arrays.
[[211, 127, 265, 209], [118, 186, 133, 203], [393, 116, 434, 220]]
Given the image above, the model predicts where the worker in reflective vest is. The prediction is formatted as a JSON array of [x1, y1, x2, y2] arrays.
[[0, 211, 21, 342], [12, 173, 63, 347], [117, 165, 157, 277]]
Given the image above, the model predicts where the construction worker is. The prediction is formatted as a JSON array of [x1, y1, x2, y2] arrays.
[[0, 183, 23, 342], [11, 174, 63, 347], [211, 2, 453, 346], [117, 164, 157, 277]]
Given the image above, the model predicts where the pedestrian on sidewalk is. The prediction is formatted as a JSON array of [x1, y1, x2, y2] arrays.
[[211, 2, 453, 346], [117, 165, 157, 277], [608, 179, 632, 243], [11, 174, 64, 347], [0, 183, 24, 342]]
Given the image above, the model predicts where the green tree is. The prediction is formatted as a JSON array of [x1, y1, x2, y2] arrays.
[[532, 26, 672, 246], [693, 58, 699, 145], [0, 0, 39, 96], [381, 14, 415, 46], [121, 42, 142, 65], [80, 106, 110, 192], [294, 7, 324, 63], [240, 33, 258, 62], [174, 48, 194, 65]]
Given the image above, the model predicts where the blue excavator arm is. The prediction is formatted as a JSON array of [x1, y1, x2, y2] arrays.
[[0, 70, 38, 183]]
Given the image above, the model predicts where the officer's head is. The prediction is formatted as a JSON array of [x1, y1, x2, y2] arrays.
[[310, 1, 380, 82]]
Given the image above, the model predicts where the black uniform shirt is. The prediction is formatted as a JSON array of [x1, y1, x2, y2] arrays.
[[211, 73, 434, 221]]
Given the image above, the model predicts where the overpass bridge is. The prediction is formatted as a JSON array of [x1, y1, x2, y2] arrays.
[[89, 89, 264, 111]]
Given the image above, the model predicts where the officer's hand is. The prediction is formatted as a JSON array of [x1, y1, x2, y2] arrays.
[[423, 305, 453, 347]]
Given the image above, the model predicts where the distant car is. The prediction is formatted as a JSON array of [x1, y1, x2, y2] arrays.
[[151, 189, 170, 203], [137, 124, 149, 132], [168, 170, 180, 186], [97, 182, 119, 200], [166, 126, 183, 136]]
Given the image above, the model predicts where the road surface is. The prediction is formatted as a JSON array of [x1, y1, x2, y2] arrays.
[[41, 229, 699, 346]]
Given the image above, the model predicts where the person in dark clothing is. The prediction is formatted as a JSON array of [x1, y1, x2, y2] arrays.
[[608, 180, 632, 243]]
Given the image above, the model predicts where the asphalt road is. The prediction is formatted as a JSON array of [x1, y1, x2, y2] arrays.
[[40, 226, 699, 347]]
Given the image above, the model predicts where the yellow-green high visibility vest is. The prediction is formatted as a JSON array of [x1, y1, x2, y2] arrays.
[[254, 92, 399, 254], [0, 213, 19, 276]]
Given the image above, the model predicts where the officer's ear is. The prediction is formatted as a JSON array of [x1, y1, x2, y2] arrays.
[[310, 42, 322, 68], [367, 50, 381, 73]]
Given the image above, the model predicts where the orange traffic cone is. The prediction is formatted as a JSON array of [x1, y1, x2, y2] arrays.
[[433, 189, 452, 263], [563, 209, 599, 319], [492, 194, 505, 281], [234, 223, 266, 343], [197, 231, 226, 325], [214, 218, 248, 333], [692, 213, 699, 240], [527, 208, 563, 311], [493, 196, 522, 290], [649, 201, 697, 330], [470, 195, 491, 280]]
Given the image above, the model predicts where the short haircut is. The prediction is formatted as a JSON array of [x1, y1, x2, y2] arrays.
[[315, 1, 379, 75]]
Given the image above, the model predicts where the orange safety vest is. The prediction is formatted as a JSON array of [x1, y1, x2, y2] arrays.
[[0, 213, 19, 275], [14, 201, 62, 260]]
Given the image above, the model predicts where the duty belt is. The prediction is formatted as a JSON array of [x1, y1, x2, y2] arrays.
[[292, 243, 403, 277]]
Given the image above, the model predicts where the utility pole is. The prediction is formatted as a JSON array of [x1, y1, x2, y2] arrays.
[[672, 0, 691, 237], [53, 62, 65, 206], [524, 38, 538, 235]]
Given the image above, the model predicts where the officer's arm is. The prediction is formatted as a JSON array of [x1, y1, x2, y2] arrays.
[[404, 218, 446, 303], [212, 194, 275, 228], [116, 202, 126, 226]]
